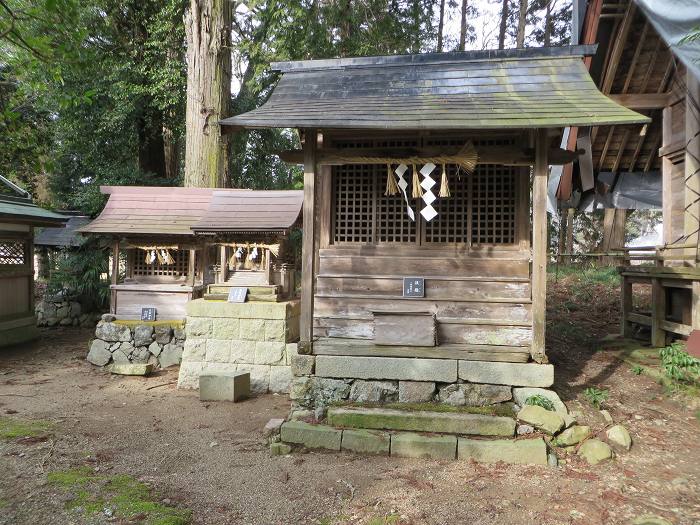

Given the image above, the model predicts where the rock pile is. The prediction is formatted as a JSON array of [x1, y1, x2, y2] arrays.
[[35, 297, 101, 328], [87, 314, 185, 370]]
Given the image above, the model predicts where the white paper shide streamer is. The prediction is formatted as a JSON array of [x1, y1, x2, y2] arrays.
[[395, 163, 415, 221], [419, 163, 438, 221]]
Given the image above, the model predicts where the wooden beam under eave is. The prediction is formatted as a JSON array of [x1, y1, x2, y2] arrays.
[[299, 128, 318, 353], [598, 127, 616, 170], [621, 22, 649, 94], [608, 93, 670, 109], [601, 1, 636, 95], [531, 129, 549, 364], [612, 128, 631, 173], [628, 126, 647, 172]]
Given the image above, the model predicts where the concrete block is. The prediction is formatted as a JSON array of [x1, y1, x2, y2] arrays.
[[199, 372, 250, 402], [291, 354, 315, 376], [457, 437, 548, 465], [230, 340, 254, 363], [239, 318, 266, 341], [398, 381, 435, 403], [390, 432, 456, 460], [186, 298, 298, 320], [182, 338, 206, 360], [328, 407, 515, 436], [269, 366, 292, 393], [315, 356, 457, 383], [254, 341, 286, 365], [280, 421, 342, 450], [185, 317, 212, 338], [108, 363, 154, 376], [264, 319, 287, 342], [205, 339, 231, 363], [177, 361, 203, 389], [341, 429, 390, 455], [236, 364, 271, 394], [212, 318, 239, 340], [458, 361, 554, 387]]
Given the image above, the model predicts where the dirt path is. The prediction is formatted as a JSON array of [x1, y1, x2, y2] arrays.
[[0, 275, 699, 525]]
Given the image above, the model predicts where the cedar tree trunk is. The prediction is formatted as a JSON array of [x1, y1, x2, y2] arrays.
[[516, 0, 528, 48], [184, 0, 231, 188]]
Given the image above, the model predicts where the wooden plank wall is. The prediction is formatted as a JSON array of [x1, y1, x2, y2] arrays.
[[115, 289, 191, 320], [0, 231, 32, 319]]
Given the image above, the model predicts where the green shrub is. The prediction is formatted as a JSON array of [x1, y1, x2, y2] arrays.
[[584, 387, 609, 409], [631, 365, 644, 375], [659, 343, 700, 383], [524, 394, 555, 411]]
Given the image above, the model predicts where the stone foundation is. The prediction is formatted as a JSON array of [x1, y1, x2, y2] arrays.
[[87, 315, 185, 369], [35, 296, 102, 328], [177, 299, 299, 394]]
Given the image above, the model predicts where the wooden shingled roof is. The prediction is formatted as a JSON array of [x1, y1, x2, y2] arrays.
[[192, 190, 303, 234], [221, 45, 649, 131], [78, 186, 303, 237]]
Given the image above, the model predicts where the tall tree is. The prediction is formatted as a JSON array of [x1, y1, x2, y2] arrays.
[[437, 0, 446, 52], [516, 0, 528, 48], [498, 0, 509, 49], [459, 0, 468, 51], [183, 0, 231, 188]]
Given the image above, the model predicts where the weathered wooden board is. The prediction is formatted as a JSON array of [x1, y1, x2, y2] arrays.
[[373, 312, 436, 346], [0, 275, 30, 317], [314, 297, 532, 322], [115, 290, 190, 321], [316, 276, 530, 300], [313, 338, 530, 362]]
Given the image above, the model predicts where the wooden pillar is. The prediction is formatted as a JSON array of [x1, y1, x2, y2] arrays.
[[110, 240, 119, 314], [662, 106, 674, 246], [299, 128, 318, 353], [265, 248, 272, 285], [531, 129, 549, 363], [219, 245, 227, 283], [200, 242, 209, 286], [620, 275, 632, 337], [651, 277, 667, 347], [28, 228, 35, 313], [188, 248, 196, 287], [685, 72, 700, 264]]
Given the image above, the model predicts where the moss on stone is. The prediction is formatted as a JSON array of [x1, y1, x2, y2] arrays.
[[333, 401, 515, 418], [114, 320, 184, 329]]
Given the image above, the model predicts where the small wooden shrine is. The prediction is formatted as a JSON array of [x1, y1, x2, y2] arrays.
[[221, 45, 647, 397], [79, 186, 302, 320], [0, 175, 67, 347]]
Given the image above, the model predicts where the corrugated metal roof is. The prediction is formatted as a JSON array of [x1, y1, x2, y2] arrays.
[[78, 186, 303, 237], [221, 45, 649, 130], [78, 186, 215, 236], [35, 215, 92, 247], [191, 190, 303, 233]]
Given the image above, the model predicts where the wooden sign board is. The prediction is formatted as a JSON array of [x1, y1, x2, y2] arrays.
[[141, 307, 157, 321], [227, 287, 248, 303], [403, 277, 425, 298]]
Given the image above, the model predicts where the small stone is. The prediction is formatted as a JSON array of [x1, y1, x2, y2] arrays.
[[562, 414, 577, 429], [517, 405, 564, 435], [101, 313, 117, 322], [87, 340, 111, 366], [516, 424, 534, 435], [108, 363, 154, 375], [398, 381, 435, 403], [289, 409, 313, 421], [148, 341, 162, 357], [314, 405, 327, 421], [263, 418, 285, 437], [600, 409, 613, 424], [133, 325, 154, 347], [69, 301, 81, 318], [548, 453, 558, 467], [173, 327, 186, 341], [290, 354, 315, 376], [95, 322, 131, 342], [209, 441, 218, 448], [349, 380, 398, 403], [59, 317, 73, 326], [270, 442, 292, 456], [111, 349, 130, 364], [631, 515, 674, 525], [553, 425, 591, 447], [159, 342, 183, 368], [577, 438, 613, 465], [606, 424, 632, 451], [154, 325, 173, 344], [131, 347, 151, 364], [438, 383, 512, 406]]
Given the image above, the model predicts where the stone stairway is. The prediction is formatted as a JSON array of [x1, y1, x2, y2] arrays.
[[204, 284, 281, 302], [274, 405, 549, 465]]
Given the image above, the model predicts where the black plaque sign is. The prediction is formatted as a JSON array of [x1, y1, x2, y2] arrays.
[[403, 277, 425, 298], [141, 307, 157, 321], [227, 287, 248, 303]]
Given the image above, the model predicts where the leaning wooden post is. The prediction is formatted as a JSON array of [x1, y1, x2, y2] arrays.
[[531, 129, 549, 363], [110, 240, 119, 314], [299, 128, 318, 354]]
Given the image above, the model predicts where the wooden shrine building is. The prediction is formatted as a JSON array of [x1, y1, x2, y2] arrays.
[[79, 186, 302, 320], [0, 175, 67, 348], [221, 46, 647, 387]]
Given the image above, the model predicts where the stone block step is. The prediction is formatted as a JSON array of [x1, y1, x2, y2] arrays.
[[458, 437, 548, 465], [203, 292, 280, 302], [327, 407, 515, 437], [207, 284, 279, 295]]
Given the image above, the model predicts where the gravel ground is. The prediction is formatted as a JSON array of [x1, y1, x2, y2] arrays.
[[0, 276, 699, 525]]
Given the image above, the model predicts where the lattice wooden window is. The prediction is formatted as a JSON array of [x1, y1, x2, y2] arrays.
[[333, 164, 375, 243], [424, 165, 469, 244], [132, 249, 190, 278], [0, 240, 26, 265], [472, 164, 517, 245]]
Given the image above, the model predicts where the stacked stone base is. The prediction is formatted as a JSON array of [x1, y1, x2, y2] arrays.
[[35, 296, 101, 328], [87, 315, 185, 369], [177, 299, 299, 394]]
